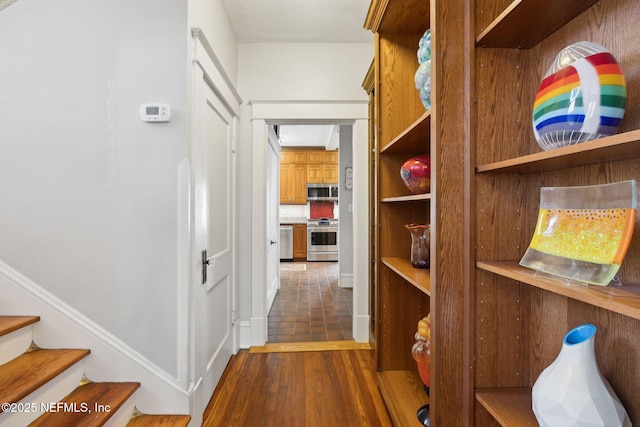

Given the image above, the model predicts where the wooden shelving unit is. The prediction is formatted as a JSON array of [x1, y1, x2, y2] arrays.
[[364, 2, 431, 426], [365, 0, 640, 424], [364, 0, 470, 425], [474, 0, 640, 425]]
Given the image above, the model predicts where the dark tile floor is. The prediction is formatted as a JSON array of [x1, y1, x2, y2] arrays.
[[268, 261, 353, 343]]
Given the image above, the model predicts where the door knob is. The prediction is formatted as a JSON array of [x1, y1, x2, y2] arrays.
[[270, 240, 277, 245]]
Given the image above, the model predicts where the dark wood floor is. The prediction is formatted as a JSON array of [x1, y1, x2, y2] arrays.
[[203, 348, 392, 426]]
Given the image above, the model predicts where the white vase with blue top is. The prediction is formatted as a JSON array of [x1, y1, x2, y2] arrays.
[[532, 324, 630, 426]]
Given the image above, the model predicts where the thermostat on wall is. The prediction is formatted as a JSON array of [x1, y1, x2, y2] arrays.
[[140, 103, 171, 122]]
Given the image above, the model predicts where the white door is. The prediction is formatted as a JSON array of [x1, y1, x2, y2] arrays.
[[266, 128, 280, 313], [192, 67, 235, 416]]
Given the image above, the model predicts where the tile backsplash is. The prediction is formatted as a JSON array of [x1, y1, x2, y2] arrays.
[[309, 201, 335, 219]]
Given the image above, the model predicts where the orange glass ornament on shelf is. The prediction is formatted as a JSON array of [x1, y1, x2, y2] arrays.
[[412, 314, 431, 388]]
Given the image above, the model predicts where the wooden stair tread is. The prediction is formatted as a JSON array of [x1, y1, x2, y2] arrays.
[[127, 414, 191, 426], [0, 316, 40, 337], [0, 348, 90, 408], [29, 381, 140, 426]]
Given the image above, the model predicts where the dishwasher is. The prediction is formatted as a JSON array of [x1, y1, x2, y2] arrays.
[[279, 225, 294, 261]]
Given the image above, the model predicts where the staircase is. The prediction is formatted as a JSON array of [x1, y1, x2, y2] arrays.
[[0, 316, 191, 426]]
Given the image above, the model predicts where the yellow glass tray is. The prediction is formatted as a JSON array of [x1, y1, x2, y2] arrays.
[[520, 180, 637, 286]]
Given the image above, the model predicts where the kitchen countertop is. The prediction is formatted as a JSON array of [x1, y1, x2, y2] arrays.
[[280, 217, 308, 224]]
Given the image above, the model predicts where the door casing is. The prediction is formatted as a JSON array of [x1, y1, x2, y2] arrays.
[[249, 101, 370, 346]]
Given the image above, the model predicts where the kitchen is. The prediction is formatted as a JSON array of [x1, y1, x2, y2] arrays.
[[277, 124, 354, 284], [280, 184, 339, 262]]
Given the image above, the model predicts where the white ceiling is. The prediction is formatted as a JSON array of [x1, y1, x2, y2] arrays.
[[221, 0, 373, 43], [278, 125, 339, 150]]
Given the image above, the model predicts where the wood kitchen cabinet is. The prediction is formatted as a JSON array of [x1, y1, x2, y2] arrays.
[[306, 164, 338, 184], [306, 150, 338, 184], [306, 150, 338, 164], [281, 149, 338, 200], [280, 150, 307, 204], [281, 151, 307, 164], [293, 224, 307, 260]]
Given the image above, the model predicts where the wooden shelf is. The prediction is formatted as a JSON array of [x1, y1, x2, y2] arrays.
[[382, 257, 431, 295], [476, 130, 640, 173], [377, 370, 429, 427], [381, 193, 431, 203], [476, 130, 640, 174], [475, 0, 600, 48], [475, 388, 537, 427], [477, 260, 640, 321], [380, 112, 431, 154]]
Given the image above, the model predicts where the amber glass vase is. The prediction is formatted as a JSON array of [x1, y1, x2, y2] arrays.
[[412, 332, 430, 387], [405, 224, 430, 268]]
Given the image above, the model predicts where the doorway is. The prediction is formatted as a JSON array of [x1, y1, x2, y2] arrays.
[[270, 123, 355, 343], [249, 101, 369, 347]]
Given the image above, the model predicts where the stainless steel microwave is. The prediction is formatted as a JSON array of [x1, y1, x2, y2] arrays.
[[306, 183, 338, 201]]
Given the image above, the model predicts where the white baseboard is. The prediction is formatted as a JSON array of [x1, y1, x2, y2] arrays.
[[267, 285, 277, 314], [249, 316, 266, 346], [354, 314, 370, 342], [238, 320, 252, 349], [339, 273, 354, 288], [0, 260, 191, 417]]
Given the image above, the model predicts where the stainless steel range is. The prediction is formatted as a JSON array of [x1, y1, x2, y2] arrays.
[[307, 218, 338, 262]]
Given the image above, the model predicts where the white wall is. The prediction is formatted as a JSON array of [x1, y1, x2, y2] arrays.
[[238, 43, 372, 101], [339, 125, 354, 286], [0, 0, 188, 377], [188, 0, 238, 85], [236, 42, 372, 322]]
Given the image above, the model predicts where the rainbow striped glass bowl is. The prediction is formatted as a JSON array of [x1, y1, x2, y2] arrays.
[[532, 41, 627, 151]]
